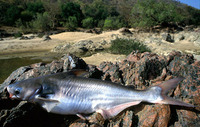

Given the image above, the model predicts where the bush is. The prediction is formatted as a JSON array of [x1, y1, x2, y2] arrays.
[[65, 16, 78, 31], [14, 32, 22, 38], [61, 2, 83, 26], [32, 12, 52, 32], [83, 0, 109, 26], [82, 17, 94, 28], [20, 10, 34, 22], [109, 38, 151, 55], [5, 6, 21, 26], [26, 1, 44, 14], [103, 16, 125, 30]]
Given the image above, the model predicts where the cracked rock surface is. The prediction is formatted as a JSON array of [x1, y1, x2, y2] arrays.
[[0, 51, 199, 127]]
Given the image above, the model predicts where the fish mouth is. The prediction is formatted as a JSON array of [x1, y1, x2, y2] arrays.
[[6, 87, 20, 99], [9, 93, 20, 99]]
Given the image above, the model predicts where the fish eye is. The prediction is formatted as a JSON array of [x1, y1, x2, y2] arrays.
[[15, 88, 21, 95]]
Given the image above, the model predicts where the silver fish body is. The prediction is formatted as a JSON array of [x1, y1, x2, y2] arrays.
[[40, 76, 160, 114], [6, 70, 194, 119]]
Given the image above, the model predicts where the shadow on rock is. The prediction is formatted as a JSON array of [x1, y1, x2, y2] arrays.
[[0, 51, 199, 127]]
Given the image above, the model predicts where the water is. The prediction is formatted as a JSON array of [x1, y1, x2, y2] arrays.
[[0, 57, 42, 84]]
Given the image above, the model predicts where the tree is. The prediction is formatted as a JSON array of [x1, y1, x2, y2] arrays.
[[61, 2, 83, 26], [42, 0, 61, 29], [82, 17, 94, 28], [103, 16, 126, 30], [26, 0, 44, 14], [32, 12, 52, 31], [5, 5, 21, 26], [65, 16, 78, 31], [82, 0, 109, 26], [181, 6, 200, 26], [130, 0, 184, 28]]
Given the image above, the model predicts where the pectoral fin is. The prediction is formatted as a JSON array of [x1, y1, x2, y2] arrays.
[[96, 101, 141, 119], [36, 96, 59, 102], [36, 96, 60, 112], [43, 101, 60, 112]]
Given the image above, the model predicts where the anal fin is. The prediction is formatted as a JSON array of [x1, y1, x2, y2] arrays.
[[96, 101, 141, 119], [76, 114, 90, 120]]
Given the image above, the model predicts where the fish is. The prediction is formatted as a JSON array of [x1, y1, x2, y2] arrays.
[[6, 70, 194, 119]]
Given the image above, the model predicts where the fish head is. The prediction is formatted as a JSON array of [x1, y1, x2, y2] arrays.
[[6, 78, 42, 101]]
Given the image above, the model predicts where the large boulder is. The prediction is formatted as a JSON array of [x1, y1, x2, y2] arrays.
[[52, 40, 105, 56], [0, 51, 199, 127], [161, 33, 174, 43]]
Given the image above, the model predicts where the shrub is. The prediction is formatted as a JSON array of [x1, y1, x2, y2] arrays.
[[32, 12, 52, 32], [5, 6, 21, 26], [109, 38, 151, 55], [20, 10, 34, 22], [83, 0, 109, 26], [65, 16, 78, 31], [26, 1, 44, 14], [61, 2, 83, 26], [97, 19, 105, 28], [82, 17, 94, 28], [15, 19, 33, 33], [14, 32, 22, 38], [103, 16, 125, 30]]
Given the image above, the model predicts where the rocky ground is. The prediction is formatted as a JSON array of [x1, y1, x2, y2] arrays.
[[0, 51, 199, 127], [0, 27, 200, 127]]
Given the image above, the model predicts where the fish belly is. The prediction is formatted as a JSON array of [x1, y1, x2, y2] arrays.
[[46, 97, 94, 115]]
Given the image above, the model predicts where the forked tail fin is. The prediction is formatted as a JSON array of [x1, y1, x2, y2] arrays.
[[156, 77, 194, 108]]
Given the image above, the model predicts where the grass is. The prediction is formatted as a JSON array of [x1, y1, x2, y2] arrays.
[[109, 38, 151, 55], [0, 57, 42, 84]]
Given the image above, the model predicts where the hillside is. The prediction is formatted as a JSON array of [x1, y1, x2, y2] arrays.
[[0, 0, 199, 35]]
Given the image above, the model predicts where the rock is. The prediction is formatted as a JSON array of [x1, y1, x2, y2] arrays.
[[52, 40, 104, 56], [194, 36, 200, 46], [174, 34, 185, 42], [19, 36, 30, 40], [0, 51, 199, 127], [29, 35, 35, 39], [0, 38, 3, 41], [144, 37, 162, 45], [119, 28, 133, 36], [187, 32, 199, 42], [85, 28, 102, 34], [161, 33, 174, 42], [43, 35, 51, 41]]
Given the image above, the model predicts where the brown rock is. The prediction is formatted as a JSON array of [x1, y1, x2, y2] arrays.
[[0, 51, 199, 127]]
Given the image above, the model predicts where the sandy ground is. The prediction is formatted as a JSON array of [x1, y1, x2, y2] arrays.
[[0, 29, 199, 65], [0, 30, 125, 64], [82, 52, 126, 65]]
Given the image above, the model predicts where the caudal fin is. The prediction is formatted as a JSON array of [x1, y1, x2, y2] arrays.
[[156, 77, 194, 108]]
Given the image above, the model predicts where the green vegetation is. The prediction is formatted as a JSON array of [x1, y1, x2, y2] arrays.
[[82, 17, 94, 29], [109, 38, 151, 55], [0, 0, 199, 32], [65, 16, 78, 31], [103, 16, 126, 30], [131, 0, 183, 27]]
